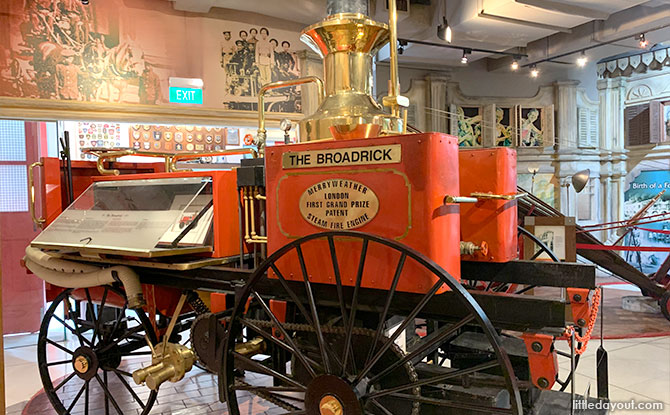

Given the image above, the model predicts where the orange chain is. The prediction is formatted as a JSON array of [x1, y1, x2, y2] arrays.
[[564, 288, 601, 355]]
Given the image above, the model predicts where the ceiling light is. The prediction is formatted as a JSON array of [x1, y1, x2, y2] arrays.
[[461, 50, 469, 64], [81, 0, 89, 4], [638, 33, 648, 48], [511, 58, 519, 71], [576, 51, 588, 67], [530, 65, 539, 78], [437, 16, 452, 43]]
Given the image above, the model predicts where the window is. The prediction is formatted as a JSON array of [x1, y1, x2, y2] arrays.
[[578, 107, 598, 148], [0, 120, 29, 212]]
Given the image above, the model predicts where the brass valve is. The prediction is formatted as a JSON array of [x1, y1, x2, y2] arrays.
[[132, 342, 196, 391]]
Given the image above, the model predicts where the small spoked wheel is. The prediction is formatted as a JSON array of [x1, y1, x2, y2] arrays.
[[222, 231, 522, 415], [37, 286, 157, 415]]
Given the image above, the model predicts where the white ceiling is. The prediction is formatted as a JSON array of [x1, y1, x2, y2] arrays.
[[168, 0, 670, 68]]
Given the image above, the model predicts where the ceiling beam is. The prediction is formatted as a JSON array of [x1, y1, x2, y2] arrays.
[[515, 0, 610, 20], [478, 10, 572, 33]]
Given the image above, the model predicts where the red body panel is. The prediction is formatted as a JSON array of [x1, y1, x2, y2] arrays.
[[458, 148, 518, 262], [266, 133, 461, 294]]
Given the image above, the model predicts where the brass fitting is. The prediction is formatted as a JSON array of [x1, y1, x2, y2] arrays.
[[235, 337, 266, 357], [132, 342, 196, 391], [460, 241, 489, 256]]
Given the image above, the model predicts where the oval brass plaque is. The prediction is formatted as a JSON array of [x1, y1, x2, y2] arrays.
[[300, 179, 379, 230]]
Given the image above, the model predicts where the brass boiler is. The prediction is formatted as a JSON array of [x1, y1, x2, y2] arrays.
[[299, 13, 404, 141]]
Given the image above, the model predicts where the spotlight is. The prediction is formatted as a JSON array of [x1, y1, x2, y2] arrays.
[[638, 33, 648, 48], [437, 16, 452, 43], [398, 39, 407, 55], [530, 65, 539, 78], [511, 58, 519, 71], [461, 50, 469, 64], [81, 0, 89, 4], [576, 51, 588, 67]]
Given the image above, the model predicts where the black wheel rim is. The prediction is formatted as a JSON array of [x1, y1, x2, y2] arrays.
[[37, 286, 158, 415], [222, 230, 522, 415]]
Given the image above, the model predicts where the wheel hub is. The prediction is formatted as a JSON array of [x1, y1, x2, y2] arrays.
[[306, 375, 361, 415], [72, 347, 98, 381]]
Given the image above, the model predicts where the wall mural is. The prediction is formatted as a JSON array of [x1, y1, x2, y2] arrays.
[[518, 173, 556, 207], [457, 106, 482, 147], [518, 107, 544, 147], [623, 170, 670, 274], [496, 107, 512, 147], [0, 0, 302, 112], [664, 103, 670, 142]]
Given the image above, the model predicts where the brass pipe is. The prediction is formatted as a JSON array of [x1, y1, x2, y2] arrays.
[[85, 149, 172, 175], [470, 192, 528, 200], [170, 148, 258, 172], [257, 76, 325, 152], [444, 195, 479, 204], [387, 0, 400, 117], [28, 161, 46, 226], [242, 187, 267, 244]]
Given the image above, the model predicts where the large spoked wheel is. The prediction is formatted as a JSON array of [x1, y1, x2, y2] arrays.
[[38, 286, 158, 415], [222, 231, 522, 414]]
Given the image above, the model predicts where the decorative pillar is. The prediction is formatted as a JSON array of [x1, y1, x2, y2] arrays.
[[426, 75, 449, 133], [554, 81, 579, 148], [597, 78, 626, 151], [481, 103, 496, 147]]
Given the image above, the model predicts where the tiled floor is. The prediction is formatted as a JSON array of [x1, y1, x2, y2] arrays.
[[4, 283, 670, 414]]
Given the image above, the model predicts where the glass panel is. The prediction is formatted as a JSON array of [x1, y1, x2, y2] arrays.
[[0, 165, 28, 212], [32, 176, 213, 253], [0, 120, 26, 161]]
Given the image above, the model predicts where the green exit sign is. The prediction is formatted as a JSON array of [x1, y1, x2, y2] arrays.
[[169, 87, 202, 104]]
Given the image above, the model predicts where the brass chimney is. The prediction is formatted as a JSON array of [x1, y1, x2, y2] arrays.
[[298, 11, 404, 141]]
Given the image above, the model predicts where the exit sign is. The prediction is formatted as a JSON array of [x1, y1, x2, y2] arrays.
[[169, 87, 203, 105]]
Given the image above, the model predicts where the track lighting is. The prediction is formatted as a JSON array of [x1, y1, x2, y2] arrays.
[[576, 51, 587, 67], [511, 58, 519, 70], [438, 16, 452, 43], [530, 65, 539, 78], [80, 0, 89, 4], [461, 49, 469, 64], [638, 33, 648, 48]]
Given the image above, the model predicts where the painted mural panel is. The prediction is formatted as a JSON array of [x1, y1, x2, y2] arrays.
[[518, 107, 544, 147], [0, 0, 302, 111], [496, 107, 512, 147], [623, 170, 670, 274], [518, 173, 556, 207], [457, 106, 482, 147]]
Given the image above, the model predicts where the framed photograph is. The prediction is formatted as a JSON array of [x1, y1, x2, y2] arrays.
[[456, 106, 482, 147], [523, 216, 576, 262], [226, 128, 240, 145]]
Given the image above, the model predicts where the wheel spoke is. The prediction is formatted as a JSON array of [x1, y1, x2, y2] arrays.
[[387, 392, 514, 414], [84, 289, 99, 345], [270, 264, 315, 328], [65, 380, 88, 413], [296, 245, 331, 374], [244, 295, 319, 378], [365, 251, 405, 367], [96, 372, 123, 415], [233, 351, 306, 390], [63, 293, 91, 347], [52, 313, 93, 348], [368, 398, 394, 415], [354, 279, 443, 385], [326, 236, 349, 332], [113, 369, 146, 409], [98, 324, 145, 353], [367, 314, 476, 385], [46, 338, 75, 355], [42, 359, 73, 367], [342, 239, 368, 377], [53, 371, 77, 392], [93, 287, 109, 346], [85, 380, 89, 414], [108, 302, 128, 343], [366, 360, 500, 400]]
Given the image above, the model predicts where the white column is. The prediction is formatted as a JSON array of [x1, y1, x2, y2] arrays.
[[426, 75, 449, 133], [554, 81, 579, 148]]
